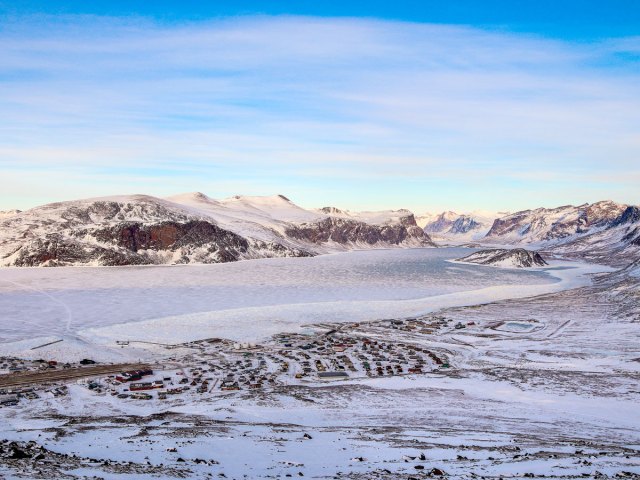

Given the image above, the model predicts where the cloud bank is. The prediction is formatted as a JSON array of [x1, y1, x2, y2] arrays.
[[0, 15, 638, 211]]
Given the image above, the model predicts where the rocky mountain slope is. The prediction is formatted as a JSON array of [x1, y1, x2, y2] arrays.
[[457, 248, 548, 268], [0, 194, 434, 267], [417, 201, 639, 264], [484, 201, 626, 244], [482, 201, 640, 267]]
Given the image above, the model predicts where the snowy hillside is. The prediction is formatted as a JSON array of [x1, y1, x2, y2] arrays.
[[482, 202, 640, 266], [540, 206, 639, 266], [457, 248, 548, 268], [484, 201, 626, 244], [0, 193, 434, 267], [418, 201, 639, 264]]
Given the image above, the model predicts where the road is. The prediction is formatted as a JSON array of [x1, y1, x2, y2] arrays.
[[0, 363, 152, 389]]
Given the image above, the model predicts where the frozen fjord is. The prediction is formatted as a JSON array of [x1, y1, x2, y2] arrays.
[[0, 247, 602, 353]]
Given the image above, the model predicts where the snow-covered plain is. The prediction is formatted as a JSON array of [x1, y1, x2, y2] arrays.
[[0, 248, 606, 360]]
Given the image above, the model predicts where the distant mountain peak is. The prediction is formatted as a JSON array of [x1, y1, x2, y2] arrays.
[[0, 209, 21, 221], [319, 206, 347, 215], [421, 210, 498, 240]]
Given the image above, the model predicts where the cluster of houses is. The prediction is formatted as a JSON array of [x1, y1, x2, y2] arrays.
[[0, 384, 69, 407], [2, 315, 455, 406], [0, 356, 78, 407], [270, 329, 449, 380], [0, 357, 60, 374], [103, 323, 452, 401], [371, 316, 451, 335], [0, 357, 99, 376]]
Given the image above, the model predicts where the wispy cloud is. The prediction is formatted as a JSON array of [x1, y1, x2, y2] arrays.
[[0, 15, 638, 211]]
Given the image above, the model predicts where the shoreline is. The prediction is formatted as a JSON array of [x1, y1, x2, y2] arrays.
[[80, 259, 611, 351]]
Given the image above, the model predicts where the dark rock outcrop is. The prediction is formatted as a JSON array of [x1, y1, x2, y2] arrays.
[[13, 235, 155, 267], [285, 217, 433, 246], [93, 220, 249, 253], [612, 206, 640, 227], [457, 248, 547, 268]]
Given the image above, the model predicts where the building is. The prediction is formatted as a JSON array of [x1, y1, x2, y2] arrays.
[[129, 381, 164, 391]]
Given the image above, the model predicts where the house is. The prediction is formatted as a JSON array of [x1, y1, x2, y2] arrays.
[[130, 381, 164, 391]]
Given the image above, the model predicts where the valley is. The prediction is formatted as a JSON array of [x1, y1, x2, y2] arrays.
[[3, 3, 639, 478], [0, 246, 638, 479]]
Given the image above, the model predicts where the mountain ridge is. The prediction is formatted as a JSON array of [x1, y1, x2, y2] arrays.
[[1, 194, 638, 268], [0, 193, 434, 267]]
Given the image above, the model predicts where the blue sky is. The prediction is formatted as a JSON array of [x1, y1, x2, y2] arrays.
[[1, 1, 639, 212]]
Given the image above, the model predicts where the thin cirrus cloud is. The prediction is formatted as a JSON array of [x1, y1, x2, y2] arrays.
[[0, 15, 639, 211]]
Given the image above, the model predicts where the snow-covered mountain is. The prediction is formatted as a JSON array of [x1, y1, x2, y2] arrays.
[[317, 206, 419, 227], [0, 210, 21, 220], [482, 201, 639, 266], [416, 201, 639, 266], [543, 205, 640, 266], [3, 194, 638, 268], [0, 193, 434, 267], [457, 248, 547, 268], [420, 210, 500, 241], [484, 201, 626, 244]]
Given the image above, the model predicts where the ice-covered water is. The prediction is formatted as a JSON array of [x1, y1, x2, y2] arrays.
[[0, 248, 560, 344]]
